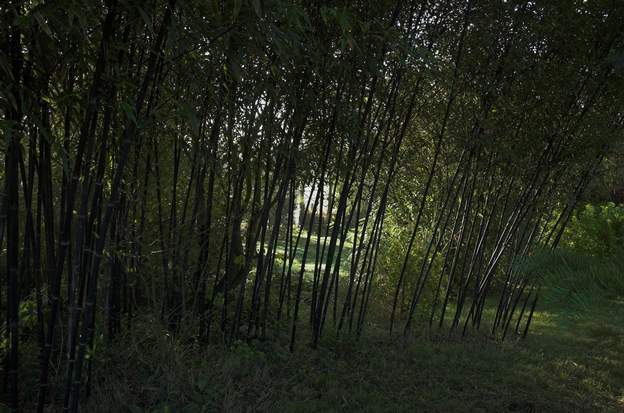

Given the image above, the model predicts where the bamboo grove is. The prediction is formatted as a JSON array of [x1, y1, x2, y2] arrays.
[[1, 0, 623, 410]]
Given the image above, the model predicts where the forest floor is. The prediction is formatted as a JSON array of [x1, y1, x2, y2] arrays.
[[81, 297, 624, 412]]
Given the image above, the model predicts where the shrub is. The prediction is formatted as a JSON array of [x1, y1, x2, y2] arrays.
[[515, 248, 624, 313], [375, 217, 442, 318], [561, 202, 624, 256]]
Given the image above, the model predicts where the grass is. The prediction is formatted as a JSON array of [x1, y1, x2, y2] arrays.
[[272, 229, 355, 275], [11, 236, 622, 412], [78, 297, 624, 412]]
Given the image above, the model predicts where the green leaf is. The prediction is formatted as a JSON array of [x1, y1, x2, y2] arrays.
[[231, 0, 242, 22], [136, 6, 153, 31], [226, 53, 243, 83], [33, 12, 54, 38], [196, 373, 210, 391], [252, 0, 263, 17], [182, 403, 201, 413], [121, 101, 138, 125]]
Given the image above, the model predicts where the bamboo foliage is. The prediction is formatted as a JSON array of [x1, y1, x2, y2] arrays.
[[0, 0, 623, 410]]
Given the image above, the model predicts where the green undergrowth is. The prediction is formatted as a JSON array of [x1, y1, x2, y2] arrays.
[[73, 299, 624, 413]]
